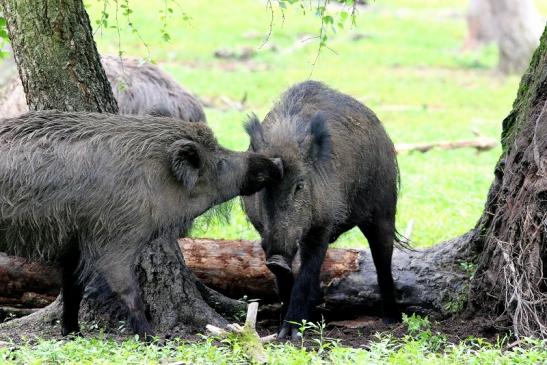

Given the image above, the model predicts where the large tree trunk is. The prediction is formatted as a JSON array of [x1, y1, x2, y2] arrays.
[[466, 26, 547, 338], [0, 0, 239, 338], [464, 0, 544, 74]]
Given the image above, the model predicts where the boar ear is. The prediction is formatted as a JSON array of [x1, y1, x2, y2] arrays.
[[244, 113, 265, 151], [309, 112, 332, 163], [168, 139, 202, 189]]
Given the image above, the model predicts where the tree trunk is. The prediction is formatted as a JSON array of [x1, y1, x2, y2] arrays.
[[467, 26, 547, 338], [464, 0, 543, 74], [0, 0, 238, 338]]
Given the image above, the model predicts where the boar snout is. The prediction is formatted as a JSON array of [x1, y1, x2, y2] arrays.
[[240, 154, 283, 196], [266, 254, 292, 275]]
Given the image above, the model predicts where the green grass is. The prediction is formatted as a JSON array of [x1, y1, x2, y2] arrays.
[[85, 0, 521, 248], [84, 0, 530, 248], [2, 315, 546, 364]]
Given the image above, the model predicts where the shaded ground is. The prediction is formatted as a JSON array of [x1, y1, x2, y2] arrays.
[[255, 316, 506, 348], [0, 310, 507, 348]]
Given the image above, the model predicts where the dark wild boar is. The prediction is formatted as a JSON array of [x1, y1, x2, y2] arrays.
[[243, 80, 402, 339], [0, 111, 282, 339]]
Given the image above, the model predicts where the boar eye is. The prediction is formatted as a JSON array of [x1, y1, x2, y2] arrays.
[[294, 180, 305, 192]]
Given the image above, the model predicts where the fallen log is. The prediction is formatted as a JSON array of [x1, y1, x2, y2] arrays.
[[0, 234, 472, 318], [180, 234, 472, 317], [0, 252, 60, 307]]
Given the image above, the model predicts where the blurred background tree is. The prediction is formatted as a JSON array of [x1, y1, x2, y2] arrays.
[[463, 0, 544, 73]]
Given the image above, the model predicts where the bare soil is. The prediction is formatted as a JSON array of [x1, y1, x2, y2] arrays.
[[254, 315, 507, 348]]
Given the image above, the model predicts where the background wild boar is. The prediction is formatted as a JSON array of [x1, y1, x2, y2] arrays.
[[0, 56, 206, 122], [0, 110, 281, 338], [244, 80, 402, 339]]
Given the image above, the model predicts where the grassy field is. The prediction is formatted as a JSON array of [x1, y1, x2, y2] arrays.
[[85, 0, 540, 249]]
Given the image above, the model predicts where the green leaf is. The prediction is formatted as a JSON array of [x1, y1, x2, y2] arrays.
[[323, 15, 333, 25]]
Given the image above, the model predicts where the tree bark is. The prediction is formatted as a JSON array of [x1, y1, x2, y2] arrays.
[[0, 0, 236, 338], [464, 0, 543, 74], [467, 26, 547, 338]]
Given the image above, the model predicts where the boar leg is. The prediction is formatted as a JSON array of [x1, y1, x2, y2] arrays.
[[97, 251, 154, 340], [60, 243, 84, 336], [359, 220, 401, 323], [279, 229, 329, 340], [269, 262, 294, 322]]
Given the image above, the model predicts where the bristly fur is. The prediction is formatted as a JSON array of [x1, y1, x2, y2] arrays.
[[0, 56, 206, 122], [244, 80, 403, 244], [0, 110, 284, 337], [0, 111, 215, 282]]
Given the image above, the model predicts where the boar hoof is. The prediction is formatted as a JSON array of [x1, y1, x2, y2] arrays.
[[266, 255, 292, 275], [61, 327, 82, 337], [277, 325, 301, 341], [382, 312, 403, 324]]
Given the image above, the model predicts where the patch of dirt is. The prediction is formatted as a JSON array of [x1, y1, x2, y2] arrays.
[[255, 315, 508, 348]]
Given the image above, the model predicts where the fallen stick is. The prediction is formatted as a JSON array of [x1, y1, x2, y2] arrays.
[[206, 302, 272, 363], [395, 137, 497, 154], [0, 306, 39, 320]]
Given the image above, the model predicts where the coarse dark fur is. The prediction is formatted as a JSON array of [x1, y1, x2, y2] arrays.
[[0, 56, 206, 122], [243, 80, 401, 339], [0, 110, 282, 338]]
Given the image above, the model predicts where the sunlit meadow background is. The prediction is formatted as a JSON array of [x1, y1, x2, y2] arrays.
[[85, 0, 547, 249]]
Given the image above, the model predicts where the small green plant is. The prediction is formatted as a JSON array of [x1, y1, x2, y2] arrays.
[[291, 317, 338, 353], [402, 313, 431, 337], [443, 288, 468, 314], [292, 319, 311, 348], [459, 260, 477, 279], [402, 313, 447, 352]]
